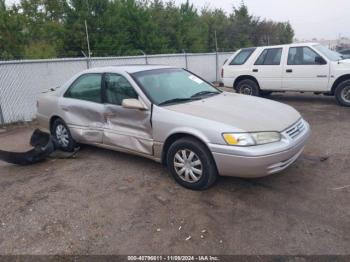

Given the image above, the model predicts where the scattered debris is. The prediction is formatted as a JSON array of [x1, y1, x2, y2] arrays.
[[331, 185, 350, 191], [156, 228, 161, 232], [178, 226, 182, 231], [123, 176, 135, 183], [155, 195, 169, 204], [185, 236, 192, 241], [201, 229, 207, 233], [219, 240, 223, 244], [0, 129, 79, 165], [200, 235, 204, 239], [118, 186, 130, 192], [320, 155, 330, 162]]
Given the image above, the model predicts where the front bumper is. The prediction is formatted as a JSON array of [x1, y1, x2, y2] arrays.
[[209, 119, 311, 178]]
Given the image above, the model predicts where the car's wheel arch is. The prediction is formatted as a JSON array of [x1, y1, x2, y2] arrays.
[[331, 74, 350, 94], [161, 132, 212, 166], [234, 75, 260, 91]]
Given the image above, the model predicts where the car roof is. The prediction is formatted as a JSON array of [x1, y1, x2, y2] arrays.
[[241, 42, 320, 50], [82, 65, 176, 74]]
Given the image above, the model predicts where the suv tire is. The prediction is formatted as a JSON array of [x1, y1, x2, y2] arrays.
[[236, 79, 260, 96], [335, 80, 350, 107]]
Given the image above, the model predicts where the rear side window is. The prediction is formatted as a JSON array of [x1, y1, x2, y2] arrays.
[[65, 74, 102, 103], [255, 48, 282, 65], [230, 48, 256, 65]]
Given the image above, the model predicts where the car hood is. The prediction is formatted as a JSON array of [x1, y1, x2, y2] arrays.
[[165, 92, 301, 132]]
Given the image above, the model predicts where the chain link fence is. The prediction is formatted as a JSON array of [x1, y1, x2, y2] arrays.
[[0, 52, 234, 125]]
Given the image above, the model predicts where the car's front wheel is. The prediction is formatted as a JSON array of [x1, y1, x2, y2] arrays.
[[52, 118, 76, 152], [236, 79, 260, 96], [335, 80, 350, 107], [167, 137, 218, 190]]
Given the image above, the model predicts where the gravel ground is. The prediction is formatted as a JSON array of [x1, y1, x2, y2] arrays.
[[0, 92, 349, 255]]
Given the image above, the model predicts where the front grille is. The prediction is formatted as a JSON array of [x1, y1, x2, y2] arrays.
[[285, 119, 305, 140]]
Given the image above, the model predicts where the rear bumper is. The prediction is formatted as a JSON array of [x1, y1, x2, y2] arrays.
[[210, 119, 310, 178]]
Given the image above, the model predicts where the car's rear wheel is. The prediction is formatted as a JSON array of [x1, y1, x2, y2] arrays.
[[335, 80, 350, 107], [167, 137, 218, 190], [52, 118, 76, 152], [236, 79, 260, 96]]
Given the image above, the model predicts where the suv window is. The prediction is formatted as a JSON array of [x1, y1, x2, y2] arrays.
[[255, 48, 282, 65], [104, 73, 138, 105], [65, 74, 102, 103], [288, 47, 321, 65], [230, 48, 256, 65]]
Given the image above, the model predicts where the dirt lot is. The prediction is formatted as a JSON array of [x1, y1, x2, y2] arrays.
[[0, 92, 349, 255]]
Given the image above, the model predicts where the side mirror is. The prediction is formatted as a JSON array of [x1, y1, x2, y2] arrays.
[[122, 98, 146, 110], [315, 56, 327, 65]]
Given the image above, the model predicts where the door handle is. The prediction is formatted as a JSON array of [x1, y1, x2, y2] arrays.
[[253, 69, 258, 72], [286, 69, 293, 73], [61, 106, 69, 112]]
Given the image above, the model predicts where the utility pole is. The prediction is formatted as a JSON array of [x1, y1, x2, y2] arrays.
[[215, 30, 219, 82], [85, 20, 91, 68]]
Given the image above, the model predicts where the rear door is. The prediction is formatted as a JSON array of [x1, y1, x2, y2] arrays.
[[282, 46, 330, 91], [102, 73, 153, 156], [251, 47, 284, 90], [60, 73, 104, 144]]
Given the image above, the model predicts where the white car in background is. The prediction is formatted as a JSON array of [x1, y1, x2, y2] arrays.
[[221, 43, 350, 106]]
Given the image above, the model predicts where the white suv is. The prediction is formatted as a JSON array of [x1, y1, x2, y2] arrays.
[[221, 43, 350, 106]]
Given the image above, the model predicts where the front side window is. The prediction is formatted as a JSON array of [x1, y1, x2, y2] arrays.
[[104, 73, 138, 105], [132, 69, 220, 105], [65, 74, 102, 103], [288, 47, 322, 65], [255, 48, 282, 65], [230, 48, 256, 65]]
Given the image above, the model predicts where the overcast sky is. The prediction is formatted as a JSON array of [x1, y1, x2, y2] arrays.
[[174, 0, 350, 40], [5, 0, 350, 40]]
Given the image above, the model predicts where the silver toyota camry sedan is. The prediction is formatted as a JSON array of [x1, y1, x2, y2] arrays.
[[37, 65, 310, 190]]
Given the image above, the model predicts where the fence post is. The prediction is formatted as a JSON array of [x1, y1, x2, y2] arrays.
[[140, 50, 148, 65], [215, 51, 219, 82], [86, 57, 90, 69], [0, 103, 4, 125], [183, 49, 188, 69]]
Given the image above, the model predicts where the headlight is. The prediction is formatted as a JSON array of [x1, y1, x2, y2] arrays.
[[223, 132, 281, 146]]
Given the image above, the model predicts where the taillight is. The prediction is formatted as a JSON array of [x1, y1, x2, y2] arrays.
[[221, 68, 224, 78]]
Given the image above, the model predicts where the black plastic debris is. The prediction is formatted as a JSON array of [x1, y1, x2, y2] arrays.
[[0, 129, 78, 165]]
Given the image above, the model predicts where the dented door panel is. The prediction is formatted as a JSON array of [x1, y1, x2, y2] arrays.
[[59, 98, 104, 144], [103, 104, 153, 155]]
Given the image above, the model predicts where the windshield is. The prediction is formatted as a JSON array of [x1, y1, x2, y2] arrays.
[[132, 68, 221, 105], [313, 45, 343, 61]]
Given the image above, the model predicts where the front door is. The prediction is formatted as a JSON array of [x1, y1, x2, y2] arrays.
[[102, 73, 153, 155], [282, 46, 330, 91], [60, 73, 104, 144]]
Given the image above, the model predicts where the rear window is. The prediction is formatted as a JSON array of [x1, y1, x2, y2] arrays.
[[255, 48, 282, 65], [230, 48, 256, 65]]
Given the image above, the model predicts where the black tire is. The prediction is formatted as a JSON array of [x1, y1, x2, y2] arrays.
[[260, 91, 273, 97], [51, 118, 76, 152], [335, 80, 350, 107], [236, 79, 260, 96], [167, 137, 218, 190]]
